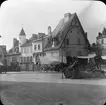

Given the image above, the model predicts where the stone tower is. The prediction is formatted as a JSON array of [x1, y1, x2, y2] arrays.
[[48, 26, 52, 35], [19, 28, 26, 52]]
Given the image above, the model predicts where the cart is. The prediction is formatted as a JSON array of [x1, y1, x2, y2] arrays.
[[63, 54, 106, 79]]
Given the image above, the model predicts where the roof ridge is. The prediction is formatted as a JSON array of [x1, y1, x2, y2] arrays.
[[19, 28, 26, 36]]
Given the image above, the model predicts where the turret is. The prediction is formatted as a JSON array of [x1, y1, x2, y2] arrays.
[[48, 26, 52, 35], [19, 28, 26, 52]]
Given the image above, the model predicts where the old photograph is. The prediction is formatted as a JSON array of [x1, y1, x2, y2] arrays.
[[0, 0, 106, 105]]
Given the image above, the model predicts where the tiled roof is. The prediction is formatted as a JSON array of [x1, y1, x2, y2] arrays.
[[33, 38, 42, 42], [44, 13, 90, 51], [20, 33, 47, 47], [29, 34, 38, 41], [19, 28, 26, 36], [21, 40, 32, 47], [44, 13, 76, 51]]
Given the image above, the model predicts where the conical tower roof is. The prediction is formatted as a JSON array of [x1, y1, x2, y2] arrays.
[[19, 28, 26, 36]]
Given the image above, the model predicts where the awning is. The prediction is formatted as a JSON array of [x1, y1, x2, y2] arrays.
[[101, 56, 106, 60], [78, 53, 96, 59], [39, 55, 66, 64]]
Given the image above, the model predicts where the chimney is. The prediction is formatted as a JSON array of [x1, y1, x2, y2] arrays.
[[52, 40, 55, 47], [85, 32, 87, 38], [13, 38, 17, 53], [13, 38, 17, 47], [64, 13, 71, 22], [48, 26, 51, 35], [52, 38, 56, 47], [38, 33, 45, 39], [32, 34, 38, 39], [32, 34, 35, 38]]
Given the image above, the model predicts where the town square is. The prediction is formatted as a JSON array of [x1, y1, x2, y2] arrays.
[[0, 0, 106, 105]]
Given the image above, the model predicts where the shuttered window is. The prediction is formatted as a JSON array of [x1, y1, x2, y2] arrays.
[[34, 45, 36, 50], [38, 44, 40, 50]]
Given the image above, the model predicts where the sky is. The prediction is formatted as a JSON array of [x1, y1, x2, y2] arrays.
[[0, 0, 106, 50]]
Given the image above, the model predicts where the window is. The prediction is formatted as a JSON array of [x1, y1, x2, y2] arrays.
[[25, 57, 27, 62], [66, 39, 69, 45], [24, 48, 26, 53], [26, 48, 27, 53], [25, 48, 27, 53], [20, 57, 22, 62], [34, 45, 36, 50], [21, 48, 23, 53], [30, 47, 32, 53], [27, 57, 28, 62], [30, 56, 32, 62], [12, 57, 14, 62], [24, 57, 26, 62], [28, 57, 30, 62], [27, 47, 28, 53], [21, 57, 23, 63], [38, 44, 40, 50]]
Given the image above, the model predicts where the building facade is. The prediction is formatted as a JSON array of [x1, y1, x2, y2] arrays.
[[6, 53, 21, 66], [42, 13, 90, 64], [6, 12, 90, 70], [0, 45, 7, 65], [6, 28, 25, 66], [32, 33, 46, 64], [96, 27, 106, 56]]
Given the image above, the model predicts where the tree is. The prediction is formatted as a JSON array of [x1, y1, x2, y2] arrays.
[[90, 43, 103, 55]]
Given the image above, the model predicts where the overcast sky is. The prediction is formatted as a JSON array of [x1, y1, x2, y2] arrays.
[[0, 0, 106, 50]]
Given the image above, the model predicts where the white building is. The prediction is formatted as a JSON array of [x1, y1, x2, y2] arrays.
[[96, 27, 106, 55], [32, 33, 46, 64]]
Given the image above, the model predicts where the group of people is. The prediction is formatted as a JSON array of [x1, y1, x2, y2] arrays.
[[63, 55, 103, 78]]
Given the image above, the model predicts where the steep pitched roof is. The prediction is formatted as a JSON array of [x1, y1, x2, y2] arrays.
[[21, 40, 32, 47], [29, 34, 38, 41], [44, 13, 90, 51], [75, 14, 90, 47], [44, 13, 75, 51], [20, 33, 47, 47], [19, 28, 26, 36]]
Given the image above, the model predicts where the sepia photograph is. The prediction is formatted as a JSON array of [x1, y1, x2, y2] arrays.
[[0, 0, 106, 105]]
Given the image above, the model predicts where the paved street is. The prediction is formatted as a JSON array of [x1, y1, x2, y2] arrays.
[[0, 81, 106, 105], [1, 71, 106, 86], [0, 72, 106, 105]]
